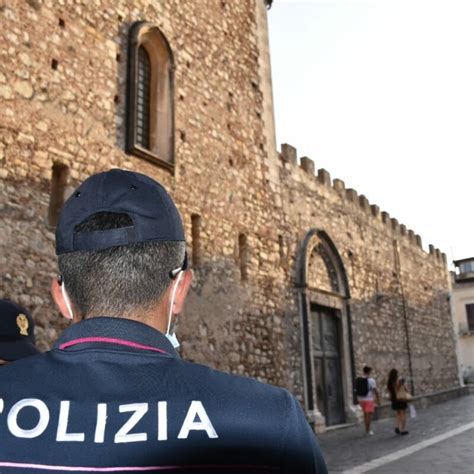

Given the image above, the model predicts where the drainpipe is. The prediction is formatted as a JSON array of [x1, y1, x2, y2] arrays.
[[393, 240, 415, 395]]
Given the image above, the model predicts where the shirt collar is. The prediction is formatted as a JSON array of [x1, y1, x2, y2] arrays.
[[54, 316, 179, 357]]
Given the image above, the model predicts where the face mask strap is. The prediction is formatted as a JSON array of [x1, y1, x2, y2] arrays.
[[58, 275, 74, 321], [166, 270, 184, 345], [169, 252, 188, 279], [169, 267, 182, 279]]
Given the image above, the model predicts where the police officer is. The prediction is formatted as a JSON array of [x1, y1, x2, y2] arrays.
[[0, 299, 39, 365], [0, 169, 327, 473]]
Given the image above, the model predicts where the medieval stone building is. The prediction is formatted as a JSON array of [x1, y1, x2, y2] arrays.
[[0, 0, 459, 431]]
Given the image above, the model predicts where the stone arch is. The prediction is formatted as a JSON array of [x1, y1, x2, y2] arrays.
[[297, 229, 356, 430]]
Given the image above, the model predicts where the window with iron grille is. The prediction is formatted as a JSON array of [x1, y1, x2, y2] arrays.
[[126, 21, 175, 171], [466, 304, 474, 331], [136, 46, 151, 149]]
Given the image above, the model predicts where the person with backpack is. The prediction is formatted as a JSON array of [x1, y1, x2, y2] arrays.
[[355, 366, 380, 435]]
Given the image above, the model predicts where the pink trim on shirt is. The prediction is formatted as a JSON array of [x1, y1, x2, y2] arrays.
[[59, 337, 168, 355], [0, 461, 277, 471]]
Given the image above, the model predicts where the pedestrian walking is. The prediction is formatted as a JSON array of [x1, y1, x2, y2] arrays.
[[0, 169, 327, 473], [355, 365, 380, 435], [0, 299, 39, 365], [387, 368, 410, 435]]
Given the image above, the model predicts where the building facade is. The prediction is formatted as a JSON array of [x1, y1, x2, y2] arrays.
[[451, 258, 474, 383], [0, 0, 460, 431]]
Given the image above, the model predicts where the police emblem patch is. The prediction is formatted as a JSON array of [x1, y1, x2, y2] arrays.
[[16, 314, 29, 336]]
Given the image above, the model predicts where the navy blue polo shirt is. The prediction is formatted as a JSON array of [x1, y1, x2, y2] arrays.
[[0, 317, 327, 473]]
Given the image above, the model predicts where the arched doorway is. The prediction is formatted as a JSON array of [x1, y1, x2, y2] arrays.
[[297, 229, 356, 429]]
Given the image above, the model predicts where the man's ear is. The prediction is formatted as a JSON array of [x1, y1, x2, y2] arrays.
[[172, 270, 193, 315], [51, 277, 74, 321]]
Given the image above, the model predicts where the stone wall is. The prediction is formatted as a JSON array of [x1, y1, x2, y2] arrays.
[[275, 148, 459, 399], [1, 0, 271, 366], [0, 0, 459, 418]]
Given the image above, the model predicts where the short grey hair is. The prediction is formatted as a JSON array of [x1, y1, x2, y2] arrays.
[[58, 212, 185, 318]]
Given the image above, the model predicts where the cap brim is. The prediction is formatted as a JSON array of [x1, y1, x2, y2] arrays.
[[0, 340, 40, 361]]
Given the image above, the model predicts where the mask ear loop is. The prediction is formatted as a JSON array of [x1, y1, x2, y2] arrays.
[[58, 275, 74, 321], [166, 270, 184, 337]]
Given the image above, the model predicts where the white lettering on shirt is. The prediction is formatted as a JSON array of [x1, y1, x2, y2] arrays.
[[1, 399, 218, 443], [94, 403, 107, 443], [177, 401, 218, 439], [8, 398, 50, 438], [158, 401, 167, 441], [114, 403, 148, 443], [57, 401, 85, 442]]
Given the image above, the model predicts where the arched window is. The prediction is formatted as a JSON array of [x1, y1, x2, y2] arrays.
[[127, 22, 175, 170]]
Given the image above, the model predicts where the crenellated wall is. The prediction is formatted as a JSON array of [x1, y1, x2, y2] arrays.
[[275, 143, 458, 401], [280, 143, 447, 265]]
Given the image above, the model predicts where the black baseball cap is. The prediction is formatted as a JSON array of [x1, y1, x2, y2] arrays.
[[0, 299, 40, 361], [56, 169, 186, 257]]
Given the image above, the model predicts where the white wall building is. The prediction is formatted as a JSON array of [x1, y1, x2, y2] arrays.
[[452, 258, 474, 382]]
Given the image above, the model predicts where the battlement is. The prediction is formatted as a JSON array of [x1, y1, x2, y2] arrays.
[[280, 143, 447, 265]]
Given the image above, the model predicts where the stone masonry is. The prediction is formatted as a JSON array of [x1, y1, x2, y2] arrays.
[[0, 0, 460, 430]]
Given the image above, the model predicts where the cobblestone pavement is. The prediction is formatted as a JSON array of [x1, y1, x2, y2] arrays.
[[318, 394, 474, 473]]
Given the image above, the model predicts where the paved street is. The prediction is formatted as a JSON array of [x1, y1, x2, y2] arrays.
[[318, 394, 474, 473]]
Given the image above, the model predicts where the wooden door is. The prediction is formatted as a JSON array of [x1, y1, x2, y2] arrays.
[[312, 305, 345, 426]]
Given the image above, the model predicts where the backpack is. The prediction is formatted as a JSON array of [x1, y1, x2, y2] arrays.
[[355, 377, 369, 396]]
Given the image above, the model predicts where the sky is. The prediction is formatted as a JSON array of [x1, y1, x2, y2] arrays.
[[268, 0, 474, 266]]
